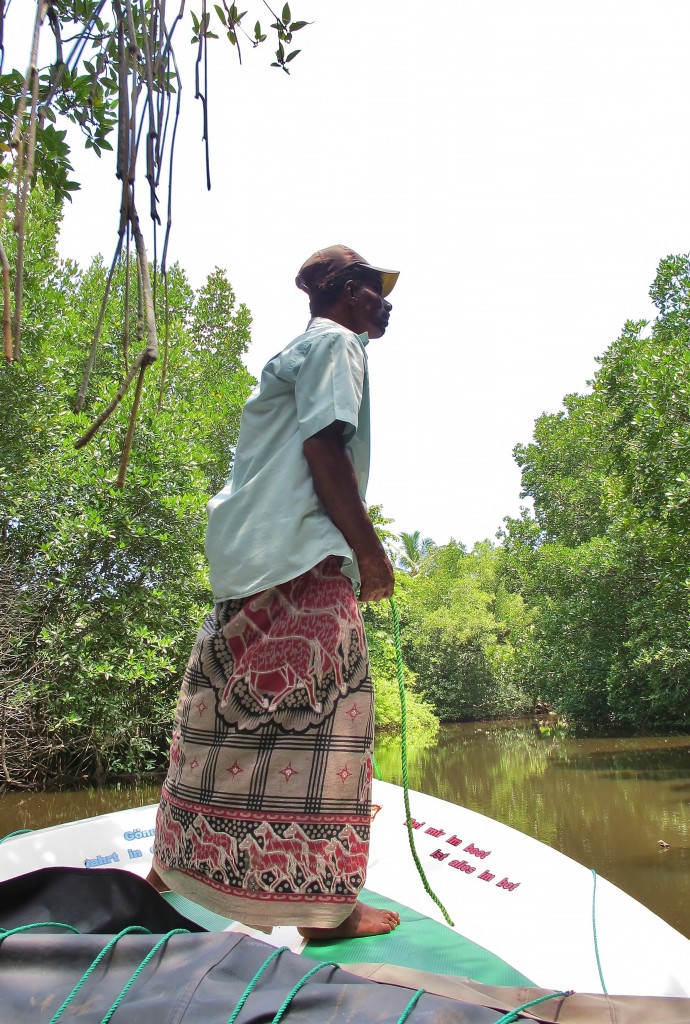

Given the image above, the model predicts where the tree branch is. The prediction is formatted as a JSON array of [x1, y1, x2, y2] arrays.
[[74, 232, 125, 413], [75, 345, 147, 449], [0, 238, 12, 362], [117, 360, 147, 486]]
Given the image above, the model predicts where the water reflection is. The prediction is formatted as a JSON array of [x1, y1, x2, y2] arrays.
[[1, 723, 689, 938], [0, 781, 163, 835]]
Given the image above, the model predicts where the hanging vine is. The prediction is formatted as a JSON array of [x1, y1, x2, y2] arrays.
[[0, 0, 309, 484]]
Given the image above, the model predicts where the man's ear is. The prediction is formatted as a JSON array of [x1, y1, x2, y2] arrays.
[[344, 279, 358, 304]]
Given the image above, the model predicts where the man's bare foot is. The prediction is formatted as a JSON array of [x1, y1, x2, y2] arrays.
[[298, 901, 400, 940], [145, 866, 170, 893]]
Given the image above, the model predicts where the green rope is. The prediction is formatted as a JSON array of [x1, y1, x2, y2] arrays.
[[99, 928, 190, 1023], [372, 751, 383, 780], [226, 946, 289, 1024], [389, 596, 454, 928], [271, 961, 338, 1023], [591, 868, 608, 995], [0, 828, 33, 843], [397, 987, 425, 1022], [0, 921, 80, 942], [493, 989, 572, 1023], [48, 926, 152, 1024]]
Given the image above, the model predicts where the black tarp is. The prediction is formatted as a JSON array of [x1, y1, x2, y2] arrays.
[[0, 868, 492, 1022], [1, 868, 689, 1022]]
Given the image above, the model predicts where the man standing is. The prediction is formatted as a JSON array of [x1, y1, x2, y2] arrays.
[[150, 246, 400, 938]]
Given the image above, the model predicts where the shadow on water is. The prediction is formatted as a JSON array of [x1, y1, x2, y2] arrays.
[[375, 720, 690, 939], [550, 744, 690, 780]]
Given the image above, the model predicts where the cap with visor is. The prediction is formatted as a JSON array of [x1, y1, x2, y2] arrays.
[[296, 244, 399, 298]]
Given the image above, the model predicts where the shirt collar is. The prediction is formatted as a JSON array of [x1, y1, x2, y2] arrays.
[[308, 316, 369, 347]]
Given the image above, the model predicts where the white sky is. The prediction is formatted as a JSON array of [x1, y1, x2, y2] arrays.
[[9, 1, 690, 547]]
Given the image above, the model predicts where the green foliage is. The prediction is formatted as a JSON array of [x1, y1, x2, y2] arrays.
[[362, 598, 438, 741], [503, 254, 690, 727], [0, 188, 255, 784], [503, 534, 628, 720], [513, 391, 611, 546], [1, 2, 311, 207], [396, 529, 436, 575], [366, 503, 398, 559], [395, 540, 531, 721]]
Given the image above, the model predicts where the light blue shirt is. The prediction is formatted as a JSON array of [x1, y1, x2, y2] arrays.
[[206, 317, 371, 600]]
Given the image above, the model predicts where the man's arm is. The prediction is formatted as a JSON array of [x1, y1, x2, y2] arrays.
[[303, 421, 394, 602]]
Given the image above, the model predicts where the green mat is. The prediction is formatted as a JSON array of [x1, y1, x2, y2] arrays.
[[162, 890, 238, 932], [162, 888, 534, 988], [305, 889, 534, 987]]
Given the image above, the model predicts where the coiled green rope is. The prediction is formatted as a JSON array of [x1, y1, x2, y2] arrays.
[[0, 921, 80, 942], [0, 828, 33, 843], [1, 923, 186, 1024], [229, 948, 424, 1024], [389, 596, 454, 928], [271, 961, 338, 1023], [493, 989, 572, 1023], [387, 597, 610, 1007], [226, 945, 289, 1024], [99, 928, 190, 1022], [591, 868, 608, 994], [397, 987, 425, 1022], [48, 926, 153, 1023]]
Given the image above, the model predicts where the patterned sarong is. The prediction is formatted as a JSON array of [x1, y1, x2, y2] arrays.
[[153, 557, 374, 929]]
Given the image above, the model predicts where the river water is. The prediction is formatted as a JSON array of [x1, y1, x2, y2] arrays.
[[2, 720, 689, 938]]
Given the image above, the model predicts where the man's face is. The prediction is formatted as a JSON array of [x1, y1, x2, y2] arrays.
[[351, 275, 393, 339]]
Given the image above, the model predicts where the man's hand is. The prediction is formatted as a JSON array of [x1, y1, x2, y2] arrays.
[[357, 545, 395, 603]]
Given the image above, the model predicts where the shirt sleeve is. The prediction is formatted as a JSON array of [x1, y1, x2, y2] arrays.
[[294, 330, 365, 443]]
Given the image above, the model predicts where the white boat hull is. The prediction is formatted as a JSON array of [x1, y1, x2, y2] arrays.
[[2, 778, 689, 998]]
